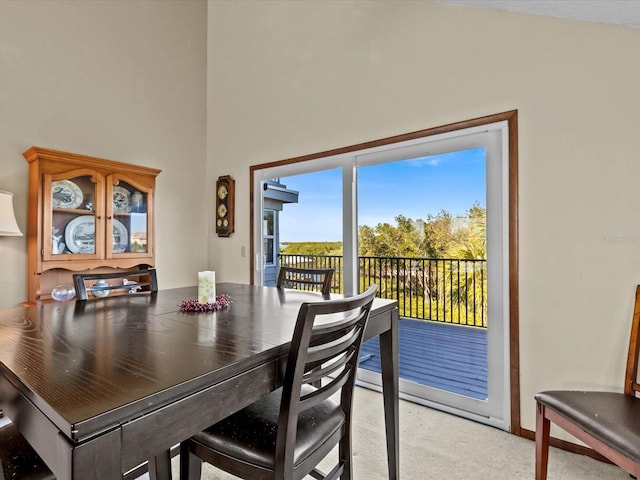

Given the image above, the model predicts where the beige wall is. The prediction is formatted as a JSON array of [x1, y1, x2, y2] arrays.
[[2, 0, 639, 446], [0, 0, 208, 307], [207, 0, 640, 437]]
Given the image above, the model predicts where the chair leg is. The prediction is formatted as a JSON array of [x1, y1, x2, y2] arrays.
[[535, 401, 551, 480], [338, 430, 353, 480], [179, 441, 203, 480]]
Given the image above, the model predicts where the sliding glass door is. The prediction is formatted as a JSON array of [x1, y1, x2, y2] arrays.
[[251, 120, 512, 430], [354, 133, 506, 424]]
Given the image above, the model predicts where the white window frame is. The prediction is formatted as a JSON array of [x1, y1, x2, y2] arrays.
[[263, 209, 276, 266]]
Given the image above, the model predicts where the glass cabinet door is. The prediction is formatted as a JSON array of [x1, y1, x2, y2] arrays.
[[107, 178, 151, 257], [43, 172, 103, 260]]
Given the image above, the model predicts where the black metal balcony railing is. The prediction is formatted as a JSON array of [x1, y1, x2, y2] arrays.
[[279, 254, 487, 328]]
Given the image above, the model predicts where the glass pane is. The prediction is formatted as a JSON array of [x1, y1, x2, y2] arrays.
[[263, 211, 274, 235], [129, 213, 148, 253], [357, 147, 488, 400], [113, 181, 147, 254], [51, 174, 96, 255], [264, 238, 274, 264], [262, 171, 342, 287]]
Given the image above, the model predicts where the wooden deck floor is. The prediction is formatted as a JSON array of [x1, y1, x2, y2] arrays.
[[359, 318, 488, 399]]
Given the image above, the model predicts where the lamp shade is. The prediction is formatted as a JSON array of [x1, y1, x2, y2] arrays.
[[0, 190, 23, 236]]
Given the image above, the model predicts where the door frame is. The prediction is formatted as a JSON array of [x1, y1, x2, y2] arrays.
[[249, 110, 520, 433]]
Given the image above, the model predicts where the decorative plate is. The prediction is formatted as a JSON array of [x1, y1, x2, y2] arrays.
[[113, 186, 130, 213], [65, 216, 128, 254], [52, 180, 83, 209]]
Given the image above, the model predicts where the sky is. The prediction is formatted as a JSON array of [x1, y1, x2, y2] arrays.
[[278, 147, 486, 243]]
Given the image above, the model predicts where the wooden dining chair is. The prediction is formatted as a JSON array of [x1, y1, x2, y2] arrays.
[[0, 423, 55, 479], [72, 268, 158, 301], [277, 266, 334, 296], [277, 266, 336, 389], [179, 284, 378, 480], [535, 284, 640, 479]]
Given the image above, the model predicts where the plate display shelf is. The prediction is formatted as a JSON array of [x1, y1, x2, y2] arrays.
[[23, 146, 161, 303]]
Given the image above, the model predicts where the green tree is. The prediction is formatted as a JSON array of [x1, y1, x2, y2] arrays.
[[446, 203, 486, 260], [444, 203, 487, 326], [286, 206, 487, 326], [358, 215, 422, 257], [281, 241, 342, 256], [420, 209, 458, 258], [356, 205, 487, 326]]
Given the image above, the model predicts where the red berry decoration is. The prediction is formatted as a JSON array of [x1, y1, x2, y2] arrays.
[[179, 294, 232, 312]]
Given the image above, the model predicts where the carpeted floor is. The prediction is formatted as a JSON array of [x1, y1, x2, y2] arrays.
[[144, 386, 628, 479]]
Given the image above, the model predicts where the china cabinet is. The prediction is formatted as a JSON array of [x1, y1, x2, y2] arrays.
[[23, 147, 161, 303]]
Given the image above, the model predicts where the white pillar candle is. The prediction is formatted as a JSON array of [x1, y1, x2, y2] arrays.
[[198, 271, 216, 304]]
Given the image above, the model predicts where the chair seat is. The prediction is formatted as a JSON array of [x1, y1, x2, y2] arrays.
[[536, 391, 640, 463], [0, 423, 55, 479], [191, 385, 345, 470]]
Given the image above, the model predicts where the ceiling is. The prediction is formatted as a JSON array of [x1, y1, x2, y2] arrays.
[[435, 0, 640, 29]]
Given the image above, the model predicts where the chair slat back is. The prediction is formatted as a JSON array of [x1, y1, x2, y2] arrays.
[[624, 285, 640, 395], [277, 267, 334, 296], [73, 268, 158, 301], [276, 285, 377, 468]]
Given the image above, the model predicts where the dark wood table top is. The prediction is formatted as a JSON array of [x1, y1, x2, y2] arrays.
[[0, 283, 397, 445]]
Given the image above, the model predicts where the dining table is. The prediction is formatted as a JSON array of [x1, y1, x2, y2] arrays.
[[0, 283, 399, 480]]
